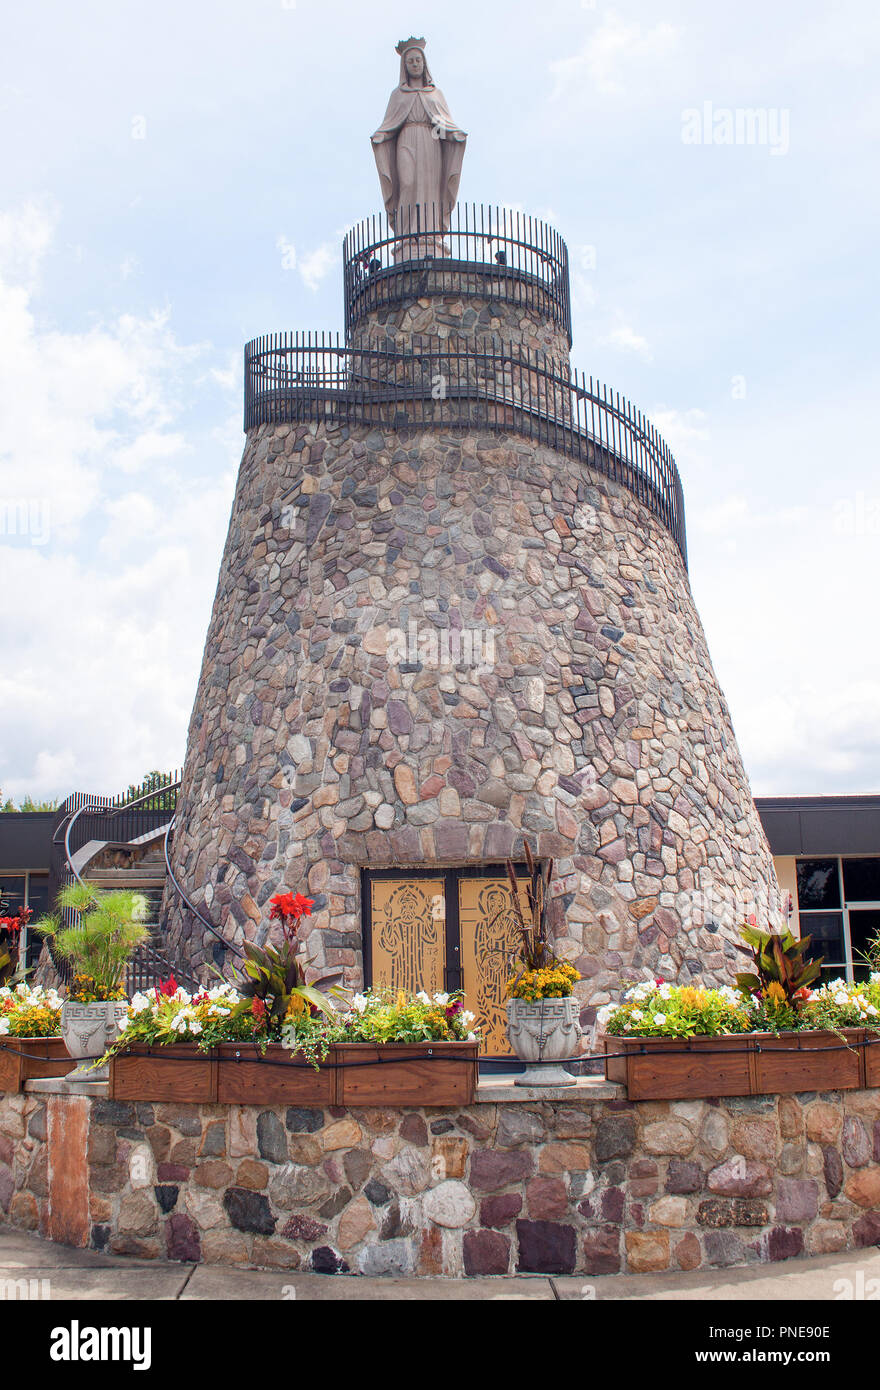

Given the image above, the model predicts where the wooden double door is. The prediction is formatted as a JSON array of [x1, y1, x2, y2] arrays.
[[364, 867, 528, 1057]]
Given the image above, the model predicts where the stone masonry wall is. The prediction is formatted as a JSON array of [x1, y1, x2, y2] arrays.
[[349, 289, 571, 365], [164, 416, 780, 1027], [3, 1088, 880, 1277]]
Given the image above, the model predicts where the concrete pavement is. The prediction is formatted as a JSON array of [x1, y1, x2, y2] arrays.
[[2, 1227, 878, 1300]]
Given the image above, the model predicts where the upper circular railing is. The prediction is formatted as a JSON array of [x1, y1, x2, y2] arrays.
[[243, 333, 687, 567], [343, 204, 572, 345]]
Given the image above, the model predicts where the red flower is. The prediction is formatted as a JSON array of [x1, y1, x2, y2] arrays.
[[157, 975, 178, 997], [251, 997, 267, 1023], [270, 891, 314, 921]]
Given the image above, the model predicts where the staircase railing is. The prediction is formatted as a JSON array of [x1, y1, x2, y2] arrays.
[[48, 772, 240, 993]]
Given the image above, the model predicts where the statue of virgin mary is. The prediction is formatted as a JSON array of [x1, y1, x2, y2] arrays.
[[371, 38, 467, 237]]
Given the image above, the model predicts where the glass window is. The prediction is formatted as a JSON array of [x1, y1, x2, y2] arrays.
[[842, 859, 880, 904], [0, 875, 26, 916], [798, 911, 845, 978], [796, 859, 841, 910], [848, 910, 880, 983]]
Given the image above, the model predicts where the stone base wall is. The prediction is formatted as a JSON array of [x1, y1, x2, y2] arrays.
[[3, 1087, 880, 1277]]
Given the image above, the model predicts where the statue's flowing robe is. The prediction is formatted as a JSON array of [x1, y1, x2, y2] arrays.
[[371, 83, 467, 229]]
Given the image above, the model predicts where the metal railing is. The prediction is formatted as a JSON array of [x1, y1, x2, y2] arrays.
[[46, 772, 237, 992], [343, 203, 572, 343], [243, 335, 687, 565]]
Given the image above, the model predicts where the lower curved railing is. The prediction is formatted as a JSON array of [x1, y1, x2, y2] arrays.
[[243, 336, 687, 566]]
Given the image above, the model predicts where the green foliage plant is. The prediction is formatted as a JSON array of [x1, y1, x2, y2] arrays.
[[34, 884, 149, 1001]]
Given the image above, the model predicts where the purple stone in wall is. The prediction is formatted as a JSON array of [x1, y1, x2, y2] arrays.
[[515, 1220, 577, 1275]]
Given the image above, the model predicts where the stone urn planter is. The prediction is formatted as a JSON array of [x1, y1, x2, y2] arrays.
[[506, 997, 580, 1086], [61, 1000, 129, 1082]]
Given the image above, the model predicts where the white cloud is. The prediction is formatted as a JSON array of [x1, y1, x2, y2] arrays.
[[602, 320, 653, 360], [0, 204, 237, 803], [551, 13, 681, 98], [298, 241, 336, 293], [0, 201, 53, 288]]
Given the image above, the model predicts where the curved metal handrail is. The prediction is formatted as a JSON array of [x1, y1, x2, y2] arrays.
[[56, 781, 240, 967], [343, 203, 571, 342], [243, 336, 687, 565], [163, 816, 242, 960]]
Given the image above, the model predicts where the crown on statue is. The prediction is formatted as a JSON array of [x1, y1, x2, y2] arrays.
[[396, 36, 426, 55]]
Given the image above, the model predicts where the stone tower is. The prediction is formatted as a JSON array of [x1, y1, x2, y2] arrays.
[[164, 53, 779, 1053]]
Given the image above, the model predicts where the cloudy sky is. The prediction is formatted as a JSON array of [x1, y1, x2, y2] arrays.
[[1, 0, 878, 803]]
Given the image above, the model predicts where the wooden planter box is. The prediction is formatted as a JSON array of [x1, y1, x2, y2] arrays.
[[864, 1028, 880, 1087], [109, 1045, 218, 1103], [108, 1040, 478, 1107], [605, 1030, 869, 1100], [751, 1030, 865, 1094], [334, 1041, 479, 1107], [216, 1043, 334, 1106], [0, 1037, 69, 1093], [604, 1034, 754, 1101]]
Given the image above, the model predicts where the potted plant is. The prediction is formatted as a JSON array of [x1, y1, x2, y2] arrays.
[[331, 987, 480, 1105], [498, 845, 581, 1086], [600, 921, 873, 1099], [0, 982, 68, 1092], [108, 978, 254, 1102], [733, 921, 865, 1092], [34, 884, 149, 1081], [106, 890, 342, 1103], [217, 890, 341, 1103], [600, 980, 758, 1099]]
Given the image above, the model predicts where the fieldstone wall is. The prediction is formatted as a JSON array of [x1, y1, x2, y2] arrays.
[[349, 289, 571, 364], [164, 414, 779, 1024], [4, 1088, 880, 1276]]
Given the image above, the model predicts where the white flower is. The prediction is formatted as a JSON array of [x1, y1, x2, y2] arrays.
[[623, 1022, 632, 1031], [466, 1031, 477, 1041], [129, 993, 150, 1014], [462, 1010, 475, 1025], [833, 992, 849, 1007], [416, 991, 431, 1006], [350, 993, 368, 1015], [653, 1013, 667, 1026], [631, 1009, 643, 1021], [188, 1018, 202, 1035], [0, 1019, 9, 1035], [117, 1016, 129, 1031], [432, 992, 450, 1006], [596, 1004, 615, 1029], [657, 984, 673, 1000]]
